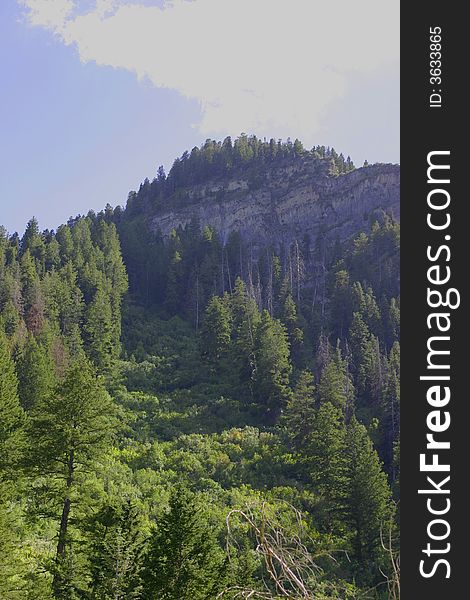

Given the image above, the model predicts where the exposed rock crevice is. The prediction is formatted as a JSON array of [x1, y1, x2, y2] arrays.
[[148, 162, 400, 247]]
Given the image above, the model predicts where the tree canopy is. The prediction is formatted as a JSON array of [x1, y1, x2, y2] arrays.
[[0, 141, 399, 598]]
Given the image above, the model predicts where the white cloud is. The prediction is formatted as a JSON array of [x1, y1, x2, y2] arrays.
[[19, 0, 399, 144]]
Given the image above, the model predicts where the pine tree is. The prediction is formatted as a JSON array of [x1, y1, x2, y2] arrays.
[[56, 225, 74, 265], [306, 402, 349, 532], [94, 221, 128, 298], [26, 354, 118, 595], [93, 221, 128, 354], [349, 312, 384, 409], [317, 345, 354, 411], [200, 295, 232, 364], [230, 278, 261, 398], [141, 487, 226, 600], [0, 330, 25, 474], [88, 499, 145, 600], [16, 334, 56, 411], [253, 310, 292, 424], [345, 417, 393, 582], [381, 342, 400, 480], [281, 293, 304, 363], [83, 285, 115, 371], [45, 236, 61, 271], [164, 231, 184, 314], [388, 297, 400, 343], [0, 331, 25, 596], [282, 369, 316, 450], [54, 263, 84, 337], [314, 333, 332, 380], [330, 269, 352, 338], [20, 249, 45, 333], [21, 217, 46, 275]]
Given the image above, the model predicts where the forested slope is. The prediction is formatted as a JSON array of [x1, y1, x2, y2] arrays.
[[0, 136, 400, 599]]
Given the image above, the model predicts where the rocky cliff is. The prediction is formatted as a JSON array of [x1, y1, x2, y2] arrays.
[[146, 158, 399, 248]]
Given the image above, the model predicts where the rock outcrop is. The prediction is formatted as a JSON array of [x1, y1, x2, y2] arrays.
[[147, 159, 400, 248]]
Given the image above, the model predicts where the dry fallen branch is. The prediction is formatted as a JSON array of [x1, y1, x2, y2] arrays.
[[379, 512, 400, 600], [218, 500, 337, 600]]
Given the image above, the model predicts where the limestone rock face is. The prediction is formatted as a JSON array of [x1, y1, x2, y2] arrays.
[[148, 160, 400, 247]]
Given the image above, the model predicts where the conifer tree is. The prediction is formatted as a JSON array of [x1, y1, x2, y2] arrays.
[[45, 236, 61, 271], [345, 417, 393, 581], [56, 263, 84, 337], [165, 230, 184, 314], [230, 278, 261, 397], [88, 499, 145, 600], [201, 295, 232, 364], [330, 269, 352, 338], [83, 285, 115, 371], [381, 342, 400, 480], [26, 354, 118, 595], [0, 330, 25, 474], [282, 369, 316, 450], [141, 487, 226, 600], [16, 334, 56, 411], [0, 331, 25, 596], [20, 249, 41, 319], [56, 225, 74, 265], [307, 402, 349, 532], [317, 345, 353, 411], [21, 217, 46, 275], [281, 293, 304, 363], [349, 312, 384, 408], [254, 310, 292, 423], [388, 297, 400, 343]]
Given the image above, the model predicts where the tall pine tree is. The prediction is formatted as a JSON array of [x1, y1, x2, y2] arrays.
[[254, 310, 292, 423], [345, 417, 393, 583], [0, 330, 24, 474], [16, 334, 56, 411], [307, 402, 349, 532], [141, 487, 226, 600], [87, 499, 145, 600], [0, 331, 25, 597], [26, 354, 119, 596]]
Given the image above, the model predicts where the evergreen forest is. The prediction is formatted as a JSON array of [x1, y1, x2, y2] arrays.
[[0, 136, 400, 599]]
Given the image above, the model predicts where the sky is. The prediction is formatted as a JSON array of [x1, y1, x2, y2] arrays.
[[0, 0, 399, 235]]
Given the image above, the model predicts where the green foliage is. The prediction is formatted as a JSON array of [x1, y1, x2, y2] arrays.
[[0, 144, 398, 597], [282, 369, 316, 449], [253, 310, 292, 423], [230, 278, 261, 398], [317, 346, 353, 411], [201, 295, 232, 364], [0, 330, 25, 474], [127, 136, 356, 218], [84, 285, 115, 371], [281, 293, 304, 362], [87, 499, 146, 599], [346, 417, 394, 583], [27, 354, 118, 482], [17, 334, 56, 411], [26, 354, 119, 594], [306, 402, 349, 532], [0, 487, 21, 598], [0, 333, 26, 596], [141, 486, 226, 599]]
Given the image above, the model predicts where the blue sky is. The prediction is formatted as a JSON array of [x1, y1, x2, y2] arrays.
[[0, 1, 399, 235]]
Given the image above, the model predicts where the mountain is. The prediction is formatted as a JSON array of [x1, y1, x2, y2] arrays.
[[0, 137, 400, 599], [118, 139, 399, 312]]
